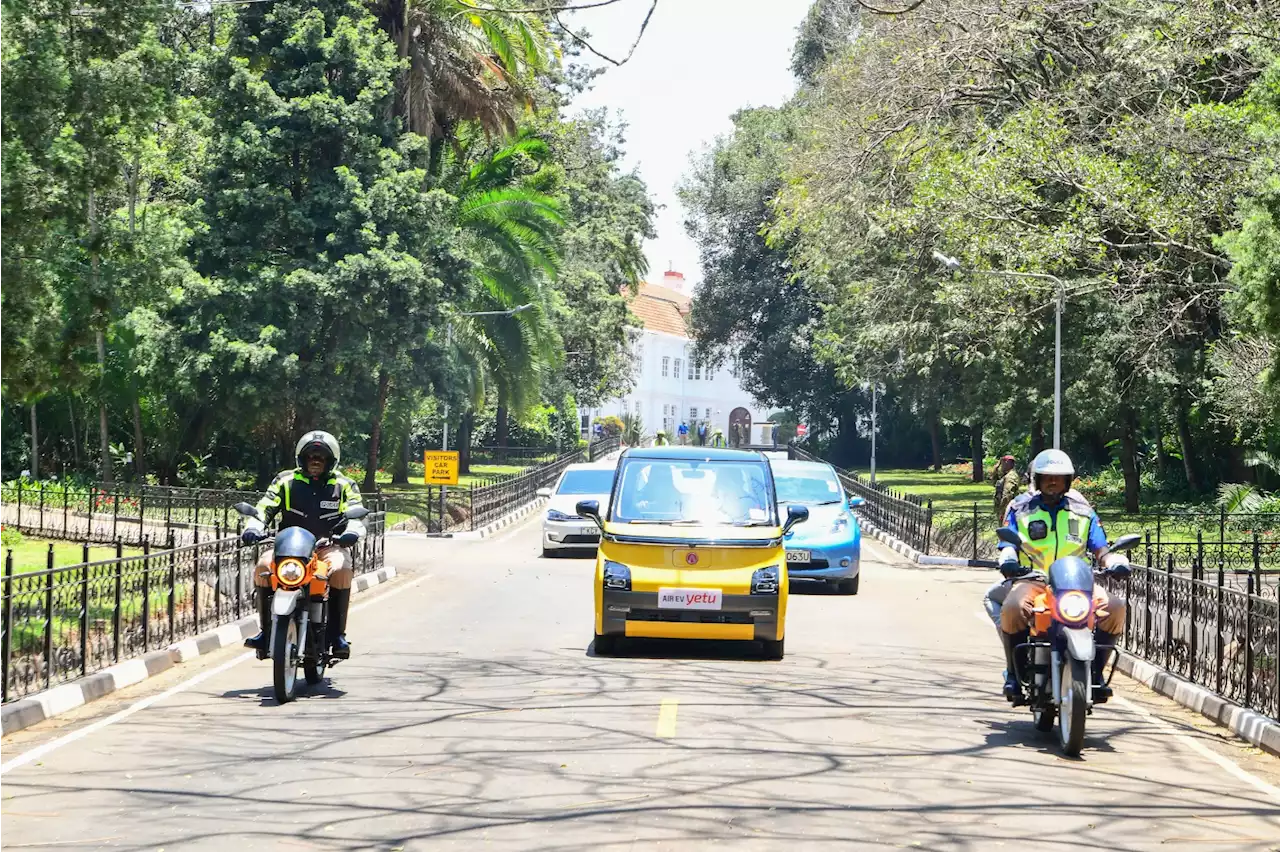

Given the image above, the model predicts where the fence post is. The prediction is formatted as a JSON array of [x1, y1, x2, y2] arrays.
[[16, 481, 22, 531], [213, 522, 222, 624], [1253, 531, 1261, 595], [142, 536, 152, 651], [80, 548, 90, 678], [39, 481, 46, 537], [139, 490, 146, 542], [1155, 510, 1163, 570], [1219, 507, 1226, 576], [89, 484, 96, 534], [971, 503, 979, 562], [1189, 554, 1198, 684], [168, 531, 178, 641], [113, 538, 123, 663], [235, 538, 243, 619], [43, 544, 54, 690], [63, 486, 69, 536], [1245, 572, 1255, 710], [112, 492, 120, 542], [192, 531, 200, 636], [166, 488, 173, 530], [1195, 530, 1204, 583], [1216, 562, 1225, 695], [3, 549, 13, 703], [924, 501, 933, 555], [1164, 554, 1174, 670]]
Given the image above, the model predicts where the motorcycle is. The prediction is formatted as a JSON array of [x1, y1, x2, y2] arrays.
[[233, 502, 370, 704], [996, 527, 1141, 755]]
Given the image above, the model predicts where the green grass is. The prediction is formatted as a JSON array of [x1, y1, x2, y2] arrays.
[[5, 538, 143, 574], [849, 466, 993, 511]]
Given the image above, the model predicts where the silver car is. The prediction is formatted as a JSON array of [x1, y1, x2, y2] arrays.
[[537, 462, 617, 557]]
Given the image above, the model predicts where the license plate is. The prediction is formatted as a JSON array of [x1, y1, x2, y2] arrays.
[[786, 550, 811, 563], [657, 588, 722, 610], [578, 526, 599, 536]]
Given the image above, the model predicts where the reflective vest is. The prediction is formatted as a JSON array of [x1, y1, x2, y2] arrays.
[[255, 469, 363, 539], [1007, 491, 1093, 570]]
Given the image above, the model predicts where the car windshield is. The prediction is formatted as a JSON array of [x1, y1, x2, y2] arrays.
[[556, 469, 615, 495], [611, 459, 776, 526], [774, 467, 844, 505]]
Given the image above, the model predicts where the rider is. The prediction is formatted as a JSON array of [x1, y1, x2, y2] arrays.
[[241, 431, 365, 659], [994, 449, 1130, 703]]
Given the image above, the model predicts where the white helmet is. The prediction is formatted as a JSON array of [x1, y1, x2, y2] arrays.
[[295, 430, 341, 473], [1031, 449, 1074, 490]]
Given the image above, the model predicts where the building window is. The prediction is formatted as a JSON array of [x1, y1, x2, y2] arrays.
[[690, 406, 698, 421], [662, 356, 669, 377], [705, 407, 711, 420], [694, 363, 702, 380], [706, 366, 714, 381], [674, 358, 682, 381], [687, 360, 695, 380]]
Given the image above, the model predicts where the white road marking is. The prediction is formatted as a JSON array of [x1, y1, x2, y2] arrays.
[[1, 573, 431, 775]]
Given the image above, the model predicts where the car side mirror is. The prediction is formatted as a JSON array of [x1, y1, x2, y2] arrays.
[[848, 495, 865, 508], [576, 499, 602, 529], [536, 487, 552, 498], [233, 502, 263, 521], [344, 506, 370, 520], [1109, 533, 1141, 554], [782, 504, 809, 536]]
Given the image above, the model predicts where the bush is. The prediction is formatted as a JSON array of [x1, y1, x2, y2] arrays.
[[593, 415, 624, 439], [1, 526, 23, 549]]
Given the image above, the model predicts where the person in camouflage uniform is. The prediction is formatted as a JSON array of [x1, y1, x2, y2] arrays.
[[993, 455, 1021, 521]]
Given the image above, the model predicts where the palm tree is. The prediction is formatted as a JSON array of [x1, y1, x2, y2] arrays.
[[374, 0, 556, 164]]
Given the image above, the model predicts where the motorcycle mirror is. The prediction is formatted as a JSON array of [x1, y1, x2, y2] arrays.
[[233, 502, 262, 520], [343, 506, 371, 520], [996, 528, 1024, 550], [1109, 533, 1141, 554]]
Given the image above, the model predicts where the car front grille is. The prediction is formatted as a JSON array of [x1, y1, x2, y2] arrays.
[[561, 534, 600, 544], [626, 609, 754, 625], [787, 558, 830, 570]]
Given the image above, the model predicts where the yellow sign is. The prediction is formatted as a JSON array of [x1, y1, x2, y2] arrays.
[[423, 451, 460, 485]]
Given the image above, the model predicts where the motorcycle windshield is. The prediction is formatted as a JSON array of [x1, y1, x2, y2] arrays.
[[1048, 556, 1094, 595], [274, 526, 317, 560]]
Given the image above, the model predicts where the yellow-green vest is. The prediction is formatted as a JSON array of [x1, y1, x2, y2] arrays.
[[1007, 491, 1092, 570]]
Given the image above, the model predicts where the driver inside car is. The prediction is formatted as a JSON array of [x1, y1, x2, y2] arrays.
[[994, 449, 1130, 703]]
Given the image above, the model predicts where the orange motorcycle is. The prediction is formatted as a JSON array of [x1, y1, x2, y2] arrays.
[[234, 502, 369, 703]]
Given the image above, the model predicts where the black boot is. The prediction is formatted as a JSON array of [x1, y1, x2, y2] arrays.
[[326, 587, 351, 659], [244, 589, 273, 660], [1000, 630, 1027, 704], [1093, 631, 1118, 703]]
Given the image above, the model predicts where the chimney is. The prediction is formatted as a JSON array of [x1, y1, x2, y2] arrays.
[[662, 269, 686, 294]]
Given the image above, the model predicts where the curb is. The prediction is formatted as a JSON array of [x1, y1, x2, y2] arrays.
[[859, 520, 993, 567], [2, 565, 399, 736], [1115, 652, 1280, 757], [473, 498, 545, 539]]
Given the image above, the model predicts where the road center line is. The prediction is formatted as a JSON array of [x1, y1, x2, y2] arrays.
[[655, 699, 679, 738], [1, 573, 432, 775]]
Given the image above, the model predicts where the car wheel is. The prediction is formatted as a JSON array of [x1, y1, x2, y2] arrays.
[[761, 638, 785, 660], [837, 575, 859, 595], [593, 633, 617, 656]]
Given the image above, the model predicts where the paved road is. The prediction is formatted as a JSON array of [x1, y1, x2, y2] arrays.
[[4, 513, 1280, 851]]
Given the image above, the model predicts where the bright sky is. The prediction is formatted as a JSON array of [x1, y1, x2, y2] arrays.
[[569, 0, 810, 288]]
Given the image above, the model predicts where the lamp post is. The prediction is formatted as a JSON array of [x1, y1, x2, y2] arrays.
[[932, 252, 1066, 449], [441, 304, 533, 452]]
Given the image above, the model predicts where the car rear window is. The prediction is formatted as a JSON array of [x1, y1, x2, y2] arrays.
[[774, 468, 843, 505]]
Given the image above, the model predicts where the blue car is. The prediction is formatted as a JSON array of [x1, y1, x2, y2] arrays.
[[770, 459, 864, 594]]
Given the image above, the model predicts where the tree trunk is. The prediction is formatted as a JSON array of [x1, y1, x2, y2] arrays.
[[1174, 397, 1201, 491], [392, 425, 411, 485], [970, 420, 984, 483], [363, 369, 392, 492], [68, 397, 80, 471], [496, 394, 509, 448], [131, 392, 147, 480], [459, 411, 474, 474], [929, 412, 943, 472], [96, 328, 113, 485], [29, 402, 39, 480], [1119, 409, 1141, 513], [1031, 419, 1046, 458], [1153, 416, 1170, 476]]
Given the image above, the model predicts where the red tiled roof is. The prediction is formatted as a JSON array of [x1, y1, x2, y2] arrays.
[[629, 280, 691, 337]]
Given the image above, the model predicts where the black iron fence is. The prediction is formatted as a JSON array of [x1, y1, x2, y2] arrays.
[[1, 509, 386, 703], [1, 481, 261, 547], [788, 445, 933, 553], [1102, 558, 1279, 721], [588, 434, 620, 461], [469, 445, 562, 467]]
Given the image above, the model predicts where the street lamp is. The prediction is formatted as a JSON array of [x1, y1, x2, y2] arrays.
[[441, 304, 534, 451], [932, 252, 1066, 450]]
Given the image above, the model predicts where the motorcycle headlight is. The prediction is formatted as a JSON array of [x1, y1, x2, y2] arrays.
[[547, 509, 575, 522], [276, 558, 307, 586], [602, 560, 631, 591], [1056, 590, 1092, 624], [751, 565, 781, 595]]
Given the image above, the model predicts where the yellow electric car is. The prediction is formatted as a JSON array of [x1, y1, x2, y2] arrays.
[[577, 446, 809, 660]]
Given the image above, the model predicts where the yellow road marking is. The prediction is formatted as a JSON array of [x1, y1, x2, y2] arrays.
[[655, 698, 679, 738]]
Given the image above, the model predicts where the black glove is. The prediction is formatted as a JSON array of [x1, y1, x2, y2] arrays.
[[336, 531, 359, 547], [241, 527, 263, 545], [999, 559, 1026, 579], [1104, 563, 1132, 580]]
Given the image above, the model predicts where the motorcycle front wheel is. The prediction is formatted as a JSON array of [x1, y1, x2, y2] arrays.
[[1059, 657, 1089, 755], [272, 614, 299, 704]]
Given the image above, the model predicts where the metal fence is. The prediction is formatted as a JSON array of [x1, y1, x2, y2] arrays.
[[1102, 558, 1279, 721], [469, 445, 561, 467], [788, 445, 933, 552], [1, 509, 386, 703], [1, 481, 262, 547]]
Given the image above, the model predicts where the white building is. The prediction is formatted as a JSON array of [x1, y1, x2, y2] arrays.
[[580, 270, 774, 446]]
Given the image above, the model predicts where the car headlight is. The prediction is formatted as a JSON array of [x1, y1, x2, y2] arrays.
[[830, 515, 849, 534], [751, 565, 781, 595], [1056, 590, 1092, 624], [547, 509, 576, 522], [602, 560, 631, 591], [276, 558, 306, 586]]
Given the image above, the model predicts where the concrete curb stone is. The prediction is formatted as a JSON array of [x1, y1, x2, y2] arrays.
[[2, 565, 399, 736]]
